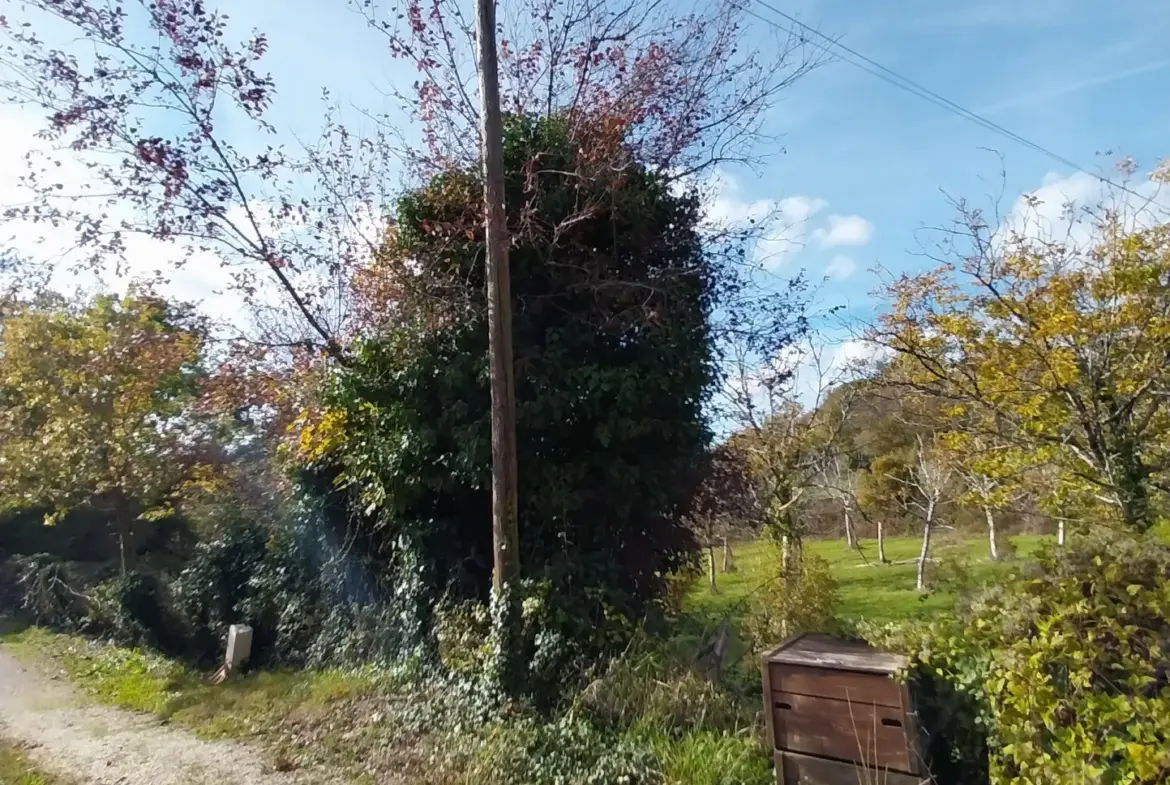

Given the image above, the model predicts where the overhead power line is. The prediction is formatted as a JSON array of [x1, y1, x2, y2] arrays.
[[740, 0, 1141, 196]]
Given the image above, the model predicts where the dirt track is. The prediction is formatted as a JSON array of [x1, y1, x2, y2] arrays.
[[0, 647, 328, 785]]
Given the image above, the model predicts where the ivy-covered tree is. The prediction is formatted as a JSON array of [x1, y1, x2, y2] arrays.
[[0, 293, 207, 569], [296, 115, 722, 635]]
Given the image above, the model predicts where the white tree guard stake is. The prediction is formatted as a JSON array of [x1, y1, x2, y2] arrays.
[[208, 624, 253, 685], [226, 624, 253, 670]]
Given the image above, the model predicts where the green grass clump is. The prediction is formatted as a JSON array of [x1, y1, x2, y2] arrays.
[[627, 722, 771, 785], [0, 741, 72, 785]]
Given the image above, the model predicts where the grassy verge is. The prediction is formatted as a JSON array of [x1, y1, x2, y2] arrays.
[[2, 626, 393, 739], [684, 533, 1048, 626], [2, 625, 769, 785], [1, 626, 429, 780], [0, 741, 73, 785]]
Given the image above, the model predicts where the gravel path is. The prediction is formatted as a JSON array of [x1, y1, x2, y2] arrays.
[[0, 647, 331, 785]]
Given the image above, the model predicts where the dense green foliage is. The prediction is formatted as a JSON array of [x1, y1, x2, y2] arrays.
[[868, 535, 1170, 785], [297, 115, 717, 680], [1, 475, 422, 670]]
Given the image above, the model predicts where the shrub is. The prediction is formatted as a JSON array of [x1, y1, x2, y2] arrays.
[[867, 534, 1170, 785], [0, 553, 191, 654], [170, 521, 267, 638], [741, 551, 840, 652], [930, 537, 976, 599], [0, 555, 18, 613], [103, 572, 189, 656], [168, 519, 275, 664], [168, 485, 431, 669], [439, 579, 648, 711], [434, 596, 491, 675]]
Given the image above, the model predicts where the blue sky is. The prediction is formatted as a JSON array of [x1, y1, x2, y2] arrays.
[[232, 0, 1169, 312], [3, 0, 1168, 335], [734, 0, 1168, 315]]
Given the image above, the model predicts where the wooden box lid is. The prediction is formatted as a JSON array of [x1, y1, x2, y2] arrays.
[[765, 633, 908, 675]]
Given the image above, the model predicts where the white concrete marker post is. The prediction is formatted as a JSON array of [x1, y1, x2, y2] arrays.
[[225, 624, 253, 671]]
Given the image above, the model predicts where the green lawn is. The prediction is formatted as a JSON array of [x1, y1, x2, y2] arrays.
[[684, 533, 1048, 626]]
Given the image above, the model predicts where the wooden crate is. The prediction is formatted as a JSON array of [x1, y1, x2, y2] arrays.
[[762, 633, 930, 785]]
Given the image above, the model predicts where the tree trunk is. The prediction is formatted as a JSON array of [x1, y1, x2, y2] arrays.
[[476, 0, 520, 595], [876, 520, 887, 564], [780, 534, 790, 574], [110, 492, 135, 575], [1057, 518, 1066, 547], [116, 521, 135, 576], [721, 536, 736, 573], [916, 504, 934, 592], [844, 506, 856, 549], [707, 544, 718, 592], [985, 505, 999, 561], [784, 534, 804, 584], [1115, 441, 1153, 532]]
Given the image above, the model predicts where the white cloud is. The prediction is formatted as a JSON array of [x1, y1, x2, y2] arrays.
[[720, 336, 889, 423], [790, 339, 886, 406], [0, 106, 282, 330], [756, 196, 830, 263], [700, 171, 828, 267], [824, 255, 857, 281], [812, 214, 874, 247], [999, 170, 1102, 250], [684, 171, 879, 269], [999, 165, 1170, 253], [830, 338, 888, 375], [0, 107, 244, 322]]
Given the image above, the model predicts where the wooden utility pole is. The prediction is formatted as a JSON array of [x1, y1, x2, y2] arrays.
[[475, 0, 520, 593]]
